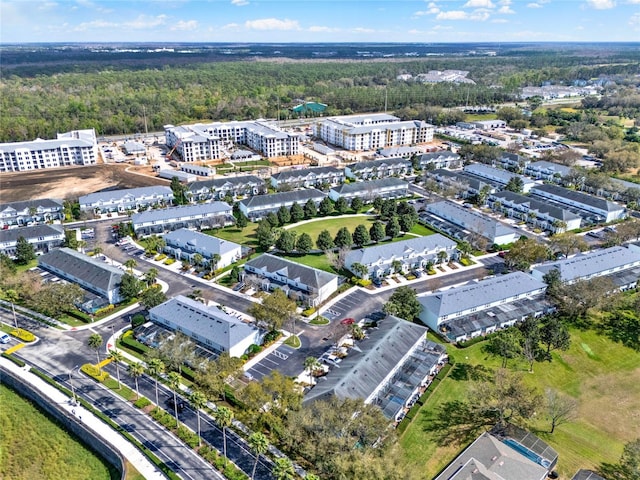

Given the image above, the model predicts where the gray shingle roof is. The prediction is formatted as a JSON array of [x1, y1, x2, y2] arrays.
[[239, 189, 326, 209], [244, 254, 337, 290], [346, 234, 456, 266], [531, 184, 624, 213], [571, 470, 606, 480], [0, 198, 64, 213], [0, 224, 64, 243], [79, 186, 173, 206], [188, 175, 264, 193], [303, 315, 428, 405], [532, 246, 640, 283], [38, 247, 123, 294], [464, 163, 536, 187], [331, 178, 408, 195], [163, 228, 240, 256], [527, 160, 572, 177], [491, 191, 581, 222], [426, 201, 519, 241], [419, 272, 547, 318], [149, 295, 258, 351], [131, 202, 231, 224], [271, 166, 343, 181], [430, 169, 491, 192], [347, 157, 411, 171], [435, 432, 549, 480]]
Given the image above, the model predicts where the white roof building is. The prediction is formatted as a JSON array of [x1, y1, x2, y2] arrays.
[[163, 228, 241, 269], [79, 186, 174, 213], [131, 202, 233, 235]]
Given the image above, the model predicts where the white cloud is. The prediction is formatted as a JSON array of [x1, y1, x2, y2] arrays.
[[244, 18, 300, 30], [231, 0, 249, 5], [353, 27, 375, 33], [586, 0, 615, 7], [308, 25, 339, 32], [171, 20, 198, 31], [498, 5, 515, 13], [527, 3, 542, 7], [74, 19, 118, 31], [436, 9, 490, 20], [630, 12, 640, 27], [627, 0, 640, 3], [38, 2, 58, 10], [492, 18, 509, 22], [463, 0, 495, 8], [222, 22, 240, 30], [498, 0, 512, 4], [125, 15, 168, 29]]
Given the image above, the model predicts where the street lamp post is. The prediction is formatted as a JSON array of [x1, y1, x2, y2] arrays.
[[110, 324, 117, 351], [11, 302, 18, 329], [69, 365, 79, 405]]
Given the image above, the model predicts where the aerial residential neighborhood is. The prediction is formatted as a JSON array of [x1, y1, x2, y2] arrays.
[[1, 26, 639, 480]]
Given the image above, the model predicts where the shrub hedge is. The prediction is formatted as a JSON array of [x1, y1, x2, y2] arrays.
[[1, 352, 26, 367], [134, 397, 152, 409], [11, 328, 35, 342], [81, 364, 110, 382]]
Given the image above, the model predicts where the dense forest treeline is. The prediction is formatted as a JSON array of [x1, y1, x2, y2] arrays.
[[1, 55, 639, 142]]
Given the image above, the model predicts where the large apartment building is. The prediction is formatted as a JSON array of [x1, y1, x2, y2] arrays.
[[164, 120, 300, 162], [0, 129, 98, 172], [314, 113, 434, 151]]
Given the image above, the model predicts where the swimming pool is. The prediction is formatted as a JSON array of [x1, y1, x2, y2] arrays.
[[502, 438, 551, 468]]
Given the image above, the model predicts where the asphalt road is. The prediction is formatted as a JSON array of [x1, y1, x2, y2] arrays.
[[2, 308, 272, 480]]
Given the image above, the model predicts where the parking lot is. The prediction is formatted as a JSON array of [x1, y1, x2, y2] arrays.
[[245, 344, 300, 381], [322, 289, 384, 322]]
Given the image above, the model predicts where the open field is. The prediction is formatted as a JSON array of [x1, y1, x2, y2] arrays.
[[400, 326, 640, 479], [0, 164, 167, 203], [287, 215, 378, 241], [0, 384, 115, 480]]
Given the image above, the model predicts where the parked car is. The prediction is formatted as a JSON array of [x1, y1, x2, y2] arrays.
[[166, 397, 186, 412], [232, 282, 245, 292]]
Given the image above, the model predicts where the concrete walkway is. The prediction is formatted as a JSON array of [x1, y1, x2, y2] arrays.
[[0, 356, 167, 480]]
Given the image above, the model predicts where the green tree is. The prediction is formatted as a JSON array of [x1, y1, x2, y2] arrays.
[[273, 458, 295, 480], [304, 199, 317, 219], [143, 268, 159, 287], [505, 176, 525, 193], [296, 232, 313, 254], [350, 262, 369, 278], [170, 176, 188, 205], [380, 199, 397, 220], [107, 350, 124, 390], [87, 333, 103, 370], [249, 432, 269, 480], [352, 224, 370, 247], [167, 371, 183, 427], [266, 212, 280, 228], [157, 332, 195, 373], [189, 390, 208, 447], [193, 253, 204, 269], [603, 438, 640, 480], [351, 196, 364, 213], [128, 362, 144, 400], [369, 221, 386, 243], [316, 229, 335, 251], [276, 230, 296, 253], [290, 202, 304, 223], [504, 238, 551, 271], [391, 259, 403, 274], [399, 213, 416, 232], [256, 220, 275, 251], [15, 236, 35, 265], [334, 227, 353, 248], [319, 197, 334, 216], [139, 287, 167, 310], [372, 196, 384, 212], [123, 259, 137, 274], [335, 196, 349, 214], [385, 216, 401, 238], [235, 211, 248, 229], [545, 388, 578, 434], [539, 315, 571, 357], [249, 288, 297, 332], [146, 357, 165, 406], [277, 205, 291, 226], [383, 286, 421, 320], [213, 406, 234, 467], [486, 328, 523, 368]]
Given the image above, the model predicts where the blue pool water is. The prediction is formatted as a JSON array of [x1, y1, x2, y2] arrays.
[[502, 438, 551, 468]]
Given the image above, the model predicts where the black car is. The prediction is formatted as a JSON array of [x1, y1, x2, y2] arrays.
[[166, 397, 186, 412]]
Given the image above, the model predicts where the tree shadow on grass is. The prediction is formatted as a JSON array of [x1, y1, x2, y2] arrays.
[[420, 399, 491, 446], [449, 363, 493, 382]]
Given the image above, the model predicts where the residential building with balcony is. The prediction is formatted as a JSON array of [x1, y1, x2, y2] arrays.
[[328, 178, 409, 203], [464, 163, 537, 193], [187, 175, 265, 202], [238, 189, 326, 221], [270, 166, 344, 189], [163, 228, 241, 269], [131, 202, 233, 236], [79, 186, 174, 214], [531, 184, 626, 223], [0, 224, 65, 257], [345, 157, 412, 180], [0, 198, 65, 228], [243, 254, 338, 306]]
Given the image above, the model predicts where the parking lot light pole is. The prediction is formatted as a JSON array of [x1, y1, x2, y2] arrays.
[[69, 365, 79, 404]]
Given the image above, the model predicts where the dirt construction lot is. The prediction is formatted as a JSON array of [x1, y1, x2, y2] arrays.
[[0, 164, 168, 203]]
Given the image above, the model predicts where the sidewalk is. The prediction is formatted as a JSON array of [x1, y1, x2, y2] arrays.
[[0, 357, 167, 480]]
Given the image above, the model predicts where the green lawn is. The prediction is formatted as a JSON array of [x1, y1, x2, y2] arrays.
[[204, 223, 259, 247], [0, 384, 115, 480], [400, 327, 640, 479], [286, 215, 377, 242]]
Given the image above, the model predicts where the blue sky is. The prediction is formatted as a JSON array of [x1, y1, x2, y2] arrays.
[[1, 0, 639, 43]]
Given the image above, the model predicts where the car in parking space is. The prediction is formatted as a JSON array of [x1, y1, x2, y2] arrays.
[[166, 397, 186, 412], [232, 282, 245, 292], [340, 317, 355, 325], [372, 277, 382, 287]]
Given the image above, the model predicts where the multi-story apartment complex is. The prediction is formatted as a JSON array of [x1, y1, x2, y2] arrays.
[[345, 157, 412, 179], [164, 120, 300, 162], [328, 178, 409, 203], [0, 198, 65, 228], [79, 186, 174, 214], [314, 113, 434, 151], [131, 202, 233, 235], [238, 189, 327, 221], [0, 129, 98, 172], [270, 166, 344, 189], [187, 175, 266, 202], [163, 228, 242, 270], [0, 224, 65, 257]]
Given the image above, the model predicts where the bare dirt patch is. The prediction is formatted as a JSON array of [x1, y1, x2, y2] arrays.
[[0, 164, 168, 203]]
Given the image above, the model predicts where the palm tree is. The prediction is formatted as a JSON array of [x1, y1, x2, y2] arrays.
[[189, 390, 207, 447], [210, 253, 221, 274], [193, 253, 204, 269], [272, 457, 295, 480], [391, 259, 403, 274], [146, 358, 165, 406], [303, 356, 320, 381], [437, 250, 448, 265], [124, 259, 137, 274], [128, 362, 144, 400], [108, 350, 124, 389], [87, 333, 103, 371], [248, 432, 269, 480], [144, 268, 159, 286], [167, 371, 182, 427], [213, 406, 234, 467], [93, 246, 103, 256]]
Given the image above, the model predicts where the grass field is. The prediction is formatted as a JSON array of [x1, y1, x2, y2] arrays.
[[400, 326, 640, 479], [286, 215, 377, 240], [0, 384, 115, 480], [205, 223, 259, 247]]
